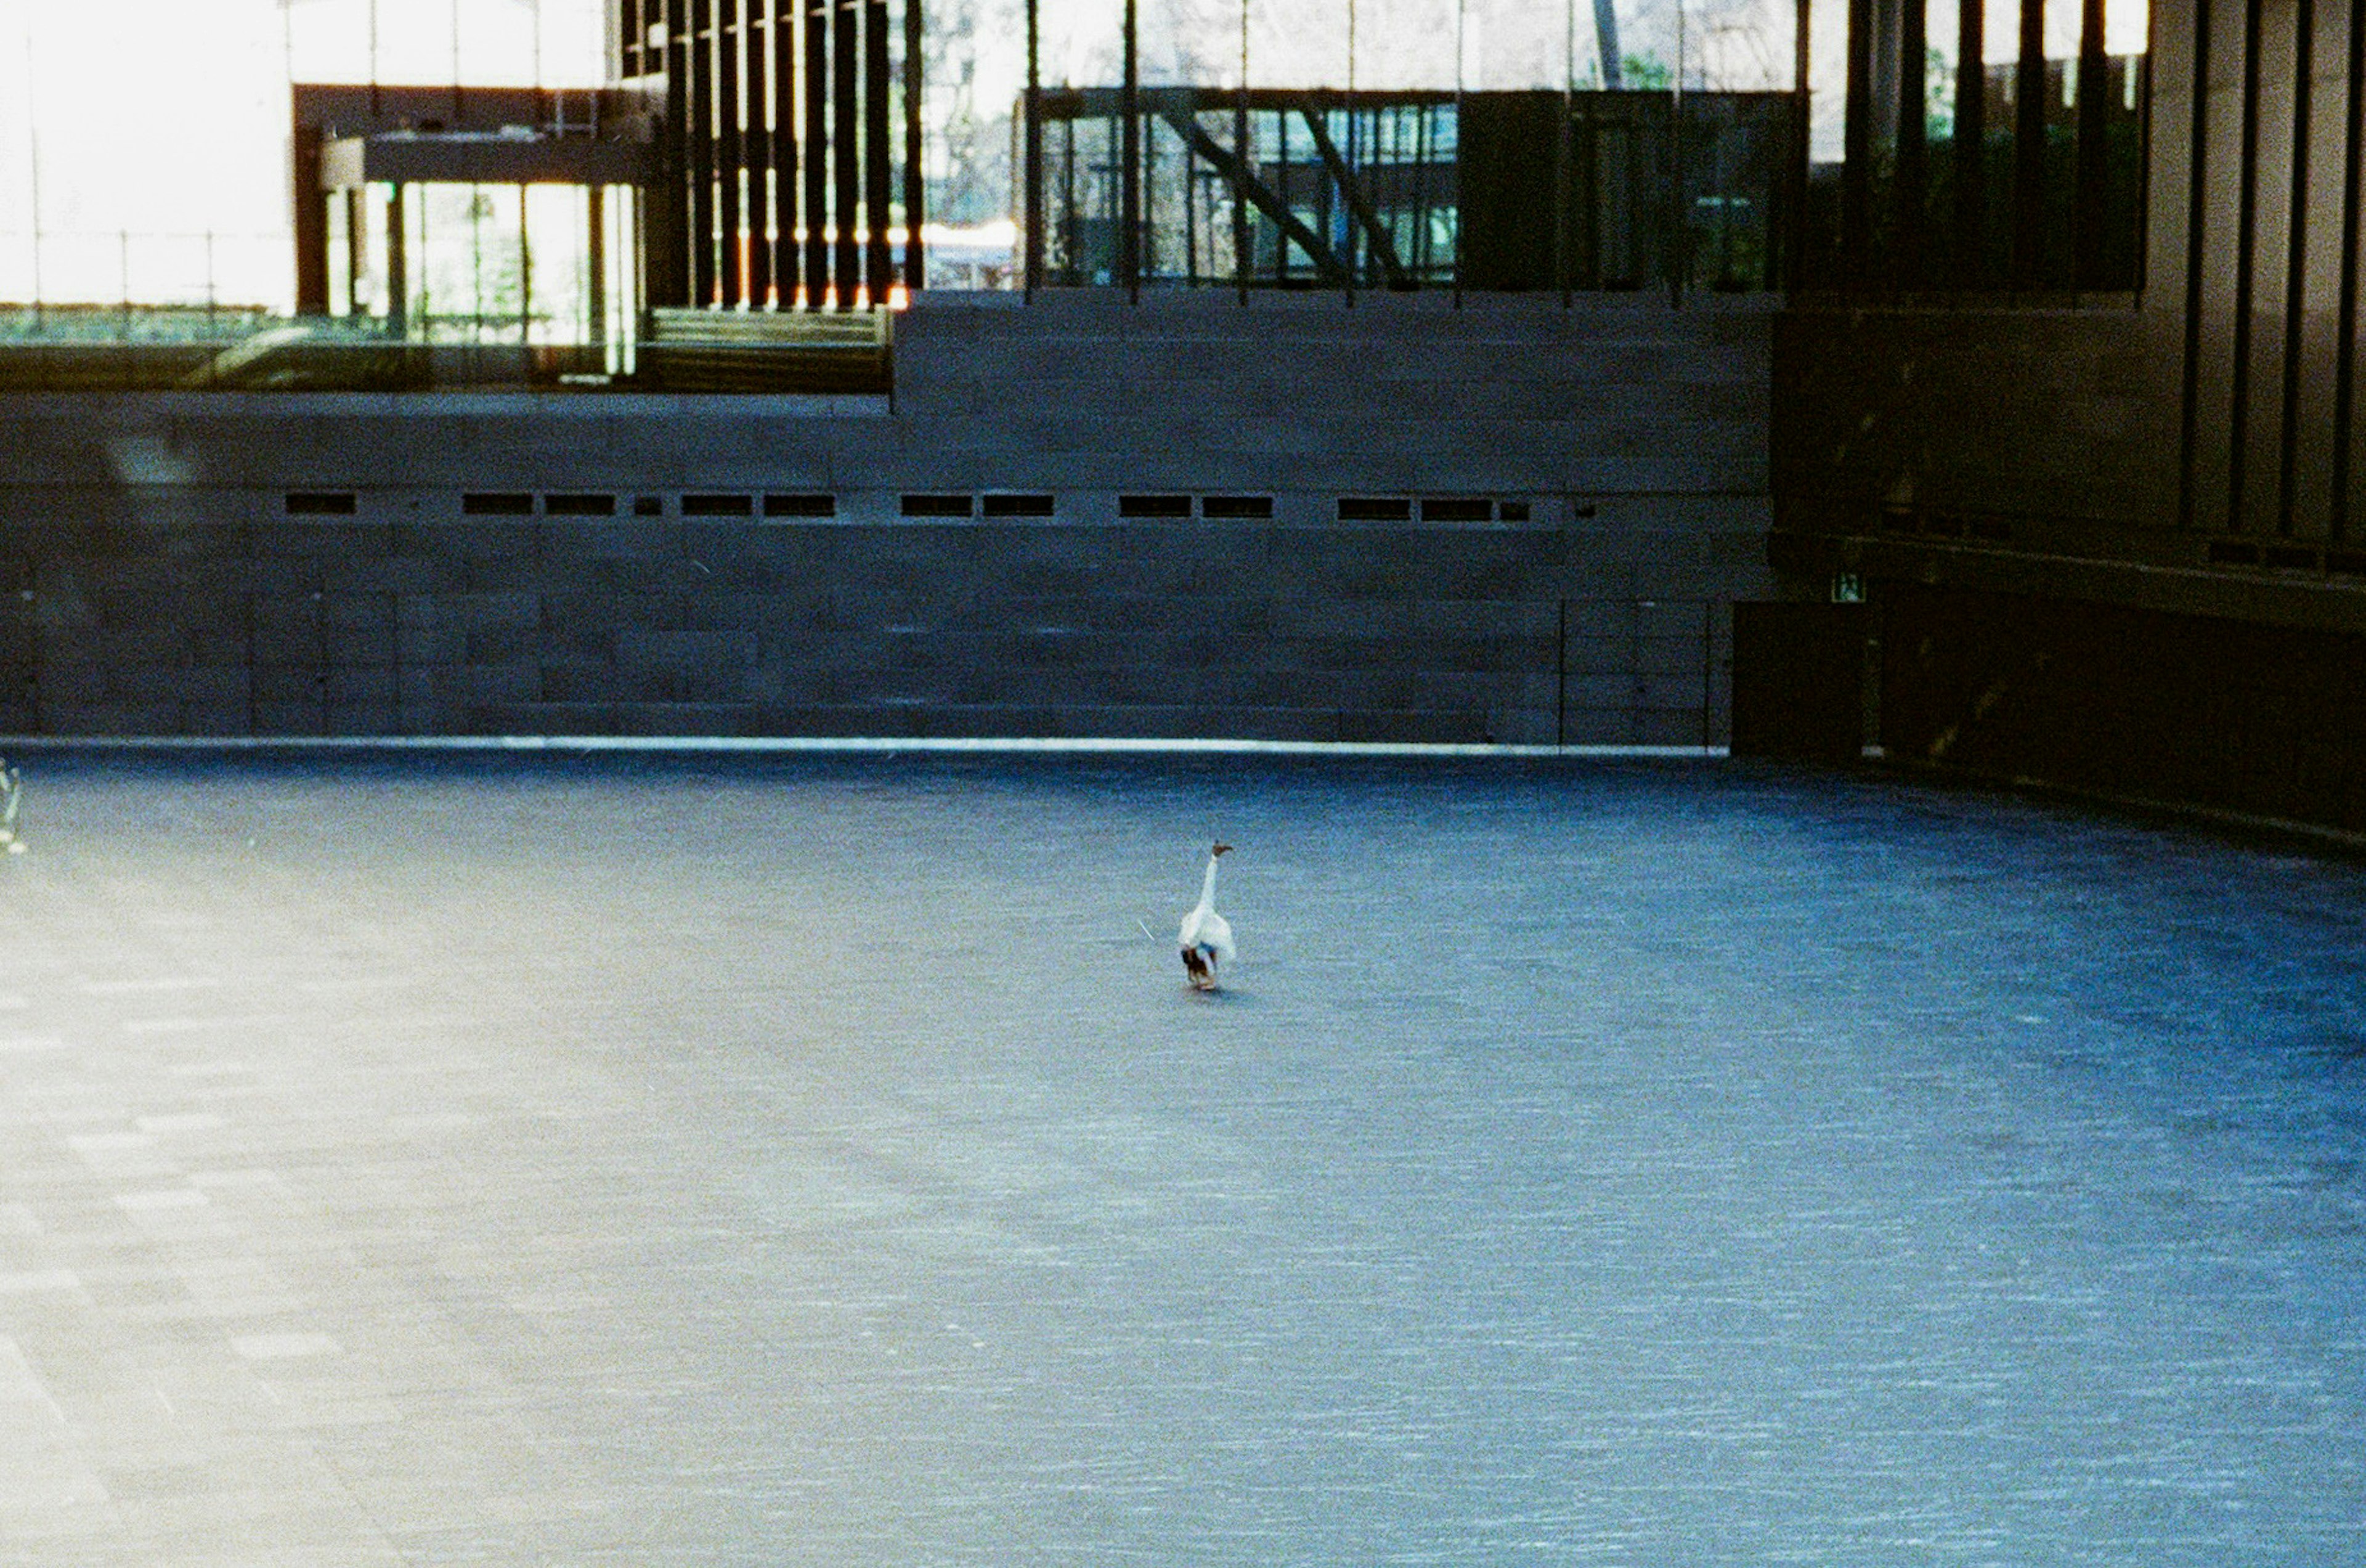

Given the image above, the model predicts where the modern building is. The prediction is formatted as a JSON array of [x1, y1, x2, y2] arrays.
[[2, 0, 2354, 834]]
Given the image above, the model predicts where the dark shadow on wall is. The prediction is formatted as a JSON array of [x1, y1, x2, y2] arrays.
[[1731, 601, 1869, 765], [1872, 584, 2366, 834]]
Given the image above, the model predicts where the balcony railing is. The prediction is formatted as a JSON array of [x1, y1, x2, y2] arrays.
[[0, 304, 888, 395]]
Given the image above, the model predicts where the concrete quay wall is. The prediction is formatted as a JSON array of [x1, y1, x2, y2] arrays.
[[0, 293, 1772, 744]]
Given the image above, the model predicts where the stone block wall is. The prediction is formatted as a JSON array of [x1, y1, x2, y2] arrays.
[[0, 510, 1755, 744], [0, 294, 1773, 744], [896, 292, 1772, 498]]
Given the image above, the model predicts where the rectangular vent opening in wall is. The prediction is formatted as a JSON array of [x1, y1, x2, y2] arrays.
[[462, 492, 535, 516], [543, 493, 616, 516], [683, 494, 754, 516], [1201, 495, 1274, 519], [2264, 545, 2320, 571], [1118, 494, 1192, 518], [284, 492, 357, 515], [2206, 540, 2260, 566], [1338, 497, 1411, 521], [1420, 498, 1492, 524], [634, 495, 665, 516], [2328, 550, 2366, 577], [764, 492, 837, 517], [1498, 501, 1531, 522], [902, 493, 974, 518], [982, 493, 1056, 517]]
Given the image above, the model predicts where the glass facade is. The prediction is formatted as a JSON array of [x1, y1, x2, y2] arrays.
[[1018, 87, 1800, 294], [0, 0, 2149, 391]]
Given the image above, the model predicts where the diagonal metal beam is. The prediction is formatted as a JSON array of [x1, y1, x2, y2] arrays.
[[1297, 105, 1407, 285], [1156, 107, 1348, 284]]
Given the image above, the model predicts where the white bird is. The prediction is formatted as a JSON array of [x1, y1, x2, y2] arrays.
[[1177, 842, 1235, 990], [0, 759, 20, 855]]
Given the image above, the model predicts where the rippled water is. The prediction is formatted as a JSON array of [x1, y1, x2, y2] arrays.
[[7, 752, 2363, 1564]]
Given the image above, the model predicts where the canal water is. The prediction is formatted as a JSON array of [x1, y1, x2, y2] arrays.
[[2, 752, 2359, 1564]]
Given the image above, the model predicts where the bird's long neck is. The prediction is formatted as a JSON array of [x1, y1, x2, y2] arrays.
[[1195, 855, 1221, 912]]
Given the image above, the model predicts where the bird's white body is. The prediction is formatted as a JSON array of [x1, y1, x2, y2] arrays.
[[1178, 845, 1235, 989], [0, 761, 20, 855]]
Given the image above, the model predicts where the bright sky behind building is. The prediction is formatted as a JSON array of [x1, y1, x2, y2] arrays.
[[0, 0, 604, 308]]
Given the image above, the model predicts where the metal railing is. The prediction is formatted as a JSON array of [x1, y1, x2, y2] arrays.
[[0, 303, 888, 395]]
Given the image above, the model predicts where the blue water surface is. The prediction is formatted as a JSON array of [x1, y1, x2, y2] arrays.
[[6, 752, 2362, 1565]]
